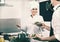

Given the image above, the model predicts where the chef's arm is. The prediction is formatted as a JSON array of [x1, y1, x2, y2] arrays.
[[36, 34, 56, 41], [41, 23, 50, 31]]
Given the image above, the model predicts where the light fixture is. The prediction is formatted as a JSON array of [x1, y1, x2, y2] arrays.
[[0, 0, 13, 7], [0, 0, 5, 6], [34, 0, 39, 1]]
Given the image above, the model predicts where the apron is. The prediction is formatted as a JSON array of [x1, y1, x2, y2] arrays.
[[49, 22, 60, 42]]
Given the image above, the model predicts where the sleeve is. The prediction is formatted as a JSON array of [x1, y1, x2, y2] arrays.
[[52, 9, 60, 41], [39, 16, 44, 23], [20, 18, 27, 31]]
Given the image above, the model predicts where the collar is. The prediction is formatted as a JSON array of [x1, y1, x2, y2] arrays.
[[53, 4, 60, 11], [30, 14, 38, 18]]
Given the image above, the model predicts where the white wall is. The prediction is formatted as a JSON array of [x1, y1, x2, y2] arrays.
[[0, 0, 49, 19], [0, 0, 32, 19], [0, 0, 24, 19]]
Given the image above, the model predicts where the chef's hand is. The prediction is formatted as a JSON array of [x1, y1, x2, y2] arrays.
[[34, 22, 46, 28], [28, 34, 36, 38], [41, 23, 46, 28], [41, 23, 50, 31], [16, 24, 21, 28], [36, 34, 42, 38], [30, 34, 43, 41], [35, 34, 43, 40]]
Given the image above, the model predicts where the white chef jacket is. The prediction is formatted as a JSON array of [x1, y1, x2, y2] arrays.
[[52, 4, 60, 41], [21, 14, 44, 34], [21, 14, 45, 42]]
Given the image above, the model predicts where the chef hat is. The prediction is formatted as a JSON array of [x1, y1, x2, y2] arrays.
[[29, 1, 39, 10]]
